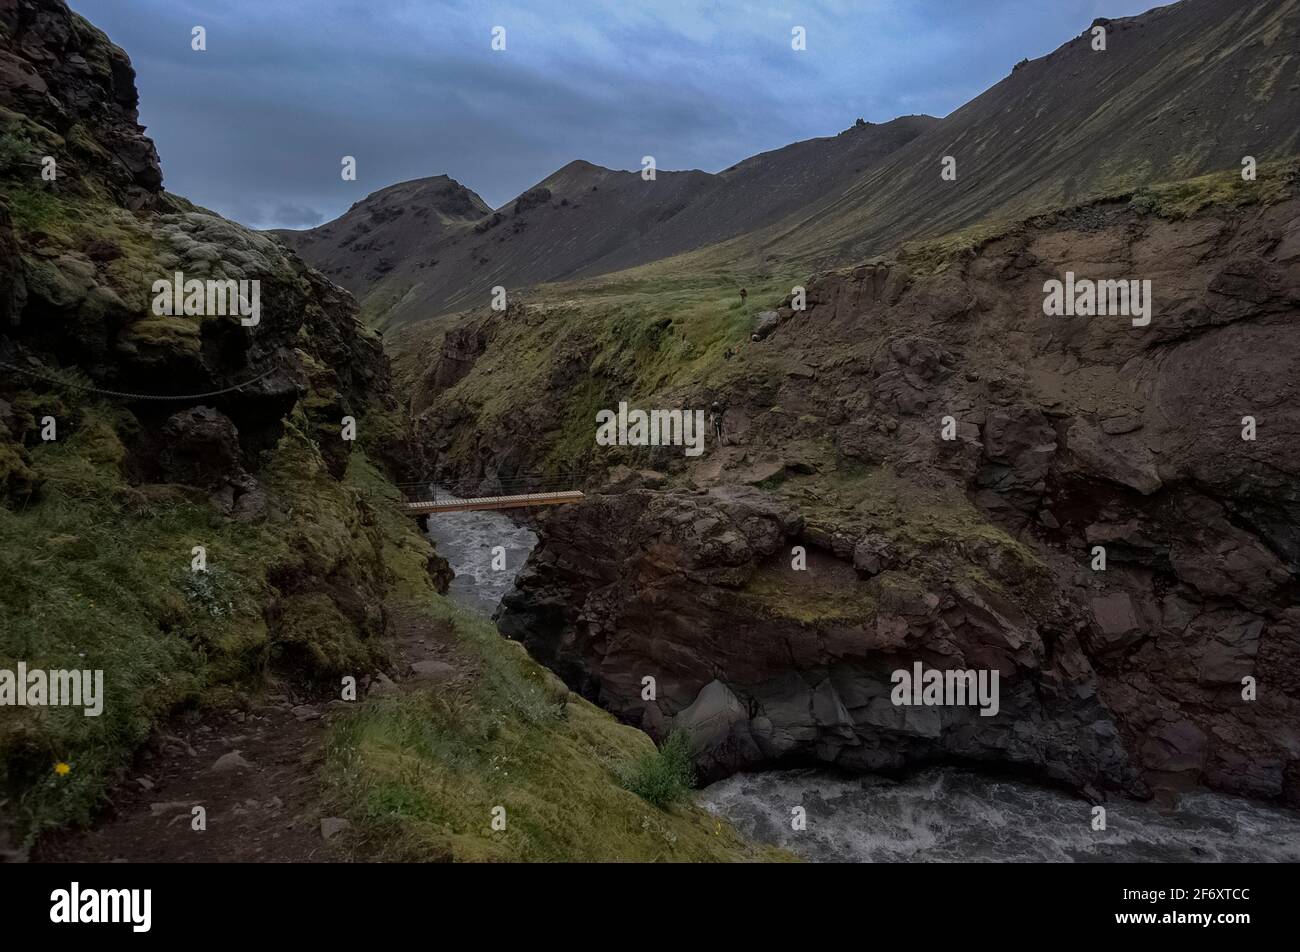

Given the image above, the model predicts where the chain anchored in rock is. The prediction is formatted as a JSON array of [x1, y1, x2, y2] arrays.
[[0, 360, 282, 401]]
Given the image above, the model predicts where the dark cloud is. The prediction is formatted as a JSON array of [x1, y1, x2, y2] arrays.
[[71, 0, 1157, 229]]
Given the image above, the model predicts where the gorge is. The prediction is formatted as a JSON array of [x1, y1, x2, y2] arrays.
[[3, 0, 1299, 866], [429, 476, 1300, 863]]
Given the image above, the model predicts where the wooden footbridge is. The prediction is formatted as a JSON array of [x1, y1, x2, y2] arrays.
[[397, 475, 588, 515]]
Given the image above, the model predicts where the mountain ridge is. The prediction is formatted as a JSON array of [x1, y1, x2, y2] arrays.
[[750, 0, 1300, 268], [275, 115, 937, 326], [278, 0, 1300, 328]]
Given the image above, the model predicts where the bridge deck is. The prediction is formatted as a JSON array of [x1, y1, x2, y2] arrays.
[[404, 490, 585, 514]]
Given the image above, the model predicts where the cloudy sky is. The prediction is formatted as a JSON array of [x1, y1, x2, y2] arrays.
[[73, 0, 1157, 230]]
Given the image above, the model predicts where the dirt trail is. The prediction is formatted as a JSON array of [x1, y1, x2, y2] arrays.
[[36, 608, 468, 863]]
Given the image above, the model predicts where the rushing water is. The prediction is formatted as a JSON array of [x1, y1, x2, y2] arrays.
[[428, 499, 1300, 863], [421, 486, 537, 616], [699, 768, 1300, 863]]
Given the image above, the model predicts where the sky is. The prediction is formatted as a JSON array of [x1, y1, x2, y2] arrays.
[[72, 0, 1160, 230]]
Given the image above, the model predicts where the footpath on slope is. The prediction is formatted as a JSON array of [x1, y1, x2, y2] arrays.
[[35, 608, 468, 863]]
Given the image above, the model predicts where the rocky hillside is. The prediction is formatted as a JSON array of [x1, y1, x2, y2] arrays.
[[282, 161, 716, 326], [1, 0, 780, 863], [581, 115, 940, 276], [745, 0, 1300, 269], [278, 117, 935, 327], [0, 0, 417, 846], [412, 164, 1300, 806], [272, 174, 492, 303]]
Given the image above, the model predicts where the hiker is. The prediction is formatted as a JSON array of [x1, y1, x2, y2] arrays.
[[709, 401, 726, 446], [739, 288, 748, 304]]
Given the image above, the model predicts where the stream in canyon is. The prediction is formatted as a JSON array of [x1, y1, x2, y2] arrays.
[[425, 497, 1300, 863], [422, 487, 538, 615]]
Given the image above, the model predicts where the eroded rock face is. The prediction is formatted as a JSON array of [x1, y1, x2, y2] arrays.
[[499, 488, 1140, 793], [494, 194, 1300, 804], [156, 405, 268, 519], [1, 1, 421, 679], [158, 406, 245, 487], [0, 0, 163, 206], [410, 323, 489, 415]]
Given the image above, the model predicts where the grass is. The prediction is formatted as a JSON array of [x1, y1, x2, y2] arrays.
[[897, 219, 1015, 277], [783, 465, 1044, 576], [0, 127, 38, 177], [320, 588, 785, 861], [317, 463, 789, 861], [618, 730, 696, 809], [407, 268, 798, 477], [1, 407, 252, 841], [1128, 159, 1297, 220], [744, 565, 878, 625], [0, 398, 395, 845], [324, 677, 784, 861]]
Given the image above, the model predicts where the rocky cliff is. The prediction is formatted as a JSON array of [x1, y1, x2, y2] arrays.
[[0, 0, 444, 847], [499, 487, 1140, 795], [490, 175, 1300, 805], [1, 0, 403, 494]]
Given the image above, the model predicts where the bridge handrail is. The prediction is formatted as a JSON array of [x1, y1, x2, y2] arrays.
[[392, 473, 594, 504], [403, 489, 585, 514]]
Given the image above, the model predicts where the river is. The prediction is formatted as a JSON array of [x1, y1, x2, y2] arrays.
[[698, 767, 1300, 862], [426, 498, 1300, 863], [421, 486, 538, 616]]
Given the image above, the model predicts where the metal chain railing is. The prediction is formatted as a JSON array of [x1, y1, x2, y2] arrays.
[[0, 359, 284, 401], [2, 358, 593, 510]]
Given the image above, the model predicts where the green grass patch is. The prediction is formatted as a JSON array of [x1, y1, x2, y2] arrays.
[[618, 730, 696, 809], [323, 607, 787, 861], [0, 401, 398, 847], [898, 219, 1014, 277], [1, 409, 255, 842], [316, 465, 790, 862], [1129, 159, 1297, 219], [416, 269, 799, 477]]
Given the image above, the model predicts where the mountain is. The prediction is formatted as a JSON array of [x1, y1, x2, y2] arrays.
[[277, 117, 935, 327], [283, 0, 1299, 326], [274, 175, 492, 299], [578, 115, 939, 276], [740, 0, 1300, 269], [276, 161, 710, 325]]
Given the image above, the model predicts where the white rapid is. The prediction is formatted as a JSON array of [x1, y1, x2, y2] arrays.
[[699, 767, 1300, 863]]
